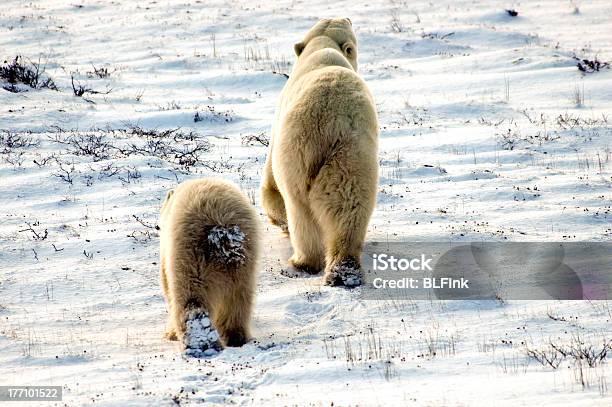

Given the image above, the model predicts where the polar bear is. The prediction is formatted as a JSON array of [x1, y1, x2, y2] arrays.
[[159, 178, 260, 354], [261, 18, 379, 287]]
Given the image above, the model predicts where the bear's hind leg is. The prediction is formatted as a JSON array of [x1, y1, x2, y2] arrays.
[[285, 197, 325, 274], [262, 156, 288, 232], [211, 273, 254, 347], [168, 263, 222, 355], [309, 149, 377, 287], [160, 258, 179, 340]]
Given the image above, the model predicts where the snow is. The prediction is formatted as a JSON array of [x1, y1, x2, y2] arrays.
[[0, 0, 611, 405]]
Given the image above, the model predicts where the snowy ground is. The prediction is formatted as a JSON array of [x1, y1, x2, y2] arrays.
[[1, 0, 611, 405]]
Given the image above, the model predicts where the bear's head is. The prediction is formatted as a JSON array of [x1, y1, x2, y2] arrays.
[[294, 18, 358, 71]]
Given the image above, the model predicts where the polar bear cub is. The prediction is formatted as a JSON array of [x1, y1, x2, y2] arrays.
[[159, 178, 260, 355], [261, 18, 379, 287]]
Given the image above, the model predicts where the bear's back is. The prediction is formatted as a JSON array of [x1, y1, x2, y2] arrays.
[[281, 65, 377, 138], [161, 178, 259, 268], [171, 179, 254, 225]]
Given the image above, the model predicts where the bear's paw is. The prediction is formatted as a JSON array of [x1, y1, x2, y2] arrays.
[[183, 309, 222, 357], [324, 257, 363, 288]]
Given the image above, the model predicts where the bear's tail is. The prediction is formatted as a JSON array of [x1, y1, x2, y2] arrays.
[[202, 225, 247, 266]]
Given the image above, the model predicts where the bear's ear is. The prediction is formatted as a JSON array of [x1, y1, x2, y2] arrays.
[[161, 189, 174, 213], [294, 41, 305, 57], [342, 42, 356, 58]]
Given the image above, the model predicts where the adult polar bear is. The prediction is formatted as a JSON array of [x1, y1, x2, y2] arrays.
[[261, 18, 378, 287]]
